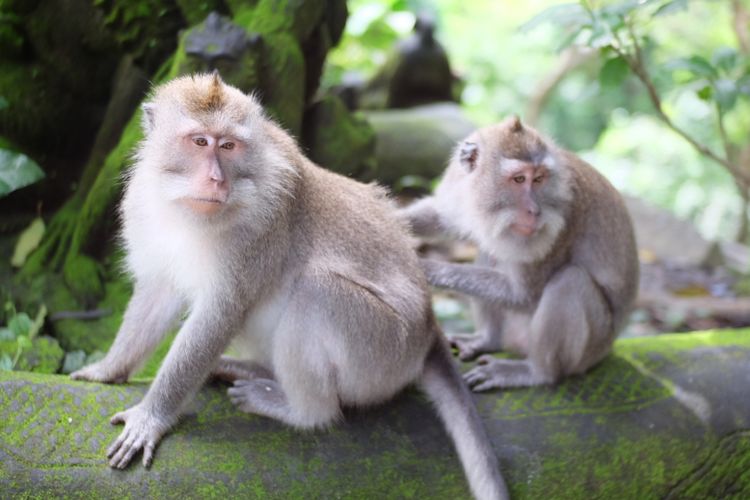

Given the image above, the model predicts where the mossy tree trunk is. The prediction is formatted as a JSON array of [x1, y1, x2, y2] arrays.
[[2, 0, 379, 354]]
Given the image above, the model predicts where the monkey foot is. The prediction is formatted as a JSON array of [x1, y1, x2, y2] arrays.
[[464, 355, 549, 391], [447, 333, 502, 362], [211, 357, 273, 383], [227, 378, 288, 418]]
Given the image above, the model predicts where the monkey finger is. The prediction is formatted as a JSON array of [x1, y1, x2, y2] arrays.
[[143, 440, 156, 468], [476, 354, 495, 365], [463, 368, 488, 387], [107, 429, 130, 458], [228, 386, 244, 397], [110, 434, 139, 469], [110, 410, 128, 425], [471, 380, 500, 393], [232, 379, 251, 388], [456, 348, 478, 362]]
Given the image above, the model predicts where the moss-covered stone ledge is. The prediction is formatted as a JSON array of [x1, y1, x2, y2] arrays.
[[2, 330, 750, 499]]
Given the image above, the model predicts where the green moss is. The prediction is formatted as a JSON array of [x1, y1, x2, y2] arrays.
[[615, 328, 750, 356], [62, 254, 104, 305], [301, 95, 377, 178], [51, 278, 131, 353], [95, 0, 183, 72], [256, 32, 305, 135], [175, 0, 226, 26], [2, 325, 750, 499], [0, 11, 24, 58]]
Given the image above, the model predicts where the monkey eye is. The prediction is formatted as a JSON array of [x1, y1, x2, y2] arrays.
[[193, 137, 208, 147], [220, 142, 235, 151], [533, 175, 544, 184], [512, 175, 526, 184]]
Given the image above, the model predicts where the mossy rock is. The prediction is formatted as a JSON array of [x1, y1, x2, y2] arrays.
[[363, 102, 476, 185], [49, 278, 131, 354], [0, 335, 63, 373], [301, 95, 377, 179], [2, 330, 750, 498]]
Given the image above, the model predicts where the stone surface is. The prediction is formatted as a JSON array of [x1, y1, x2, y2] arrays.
[[1, 329, 750, 498], [624, 195, 750, 271], [364, 103, 476, 185]]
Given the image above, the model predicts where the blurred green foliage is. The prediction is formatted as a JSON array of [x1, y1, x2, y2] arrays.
[[0, 302, 46, 371], [325, 0, 749, 242]]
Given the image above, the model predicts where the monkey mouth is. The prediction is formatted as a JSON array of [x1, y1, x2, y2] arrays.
[[510, 223, 538, 237], [180, 196, 227, 215]]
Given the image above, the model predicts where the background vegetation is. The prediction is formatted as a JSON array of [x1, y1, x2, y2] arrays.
[[2, 0, 748, 371], [325, 0, 750, 241]]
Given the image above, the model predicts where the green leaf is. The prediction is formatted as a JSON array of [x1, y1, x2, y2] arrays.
[[601, 0, 641, 18], [62, 350, 87, 374], [665, 56, 718, 80], [586, 17, 616, 49], [654, 0, 689, 16], [86, 350, 106, 364], [11, 217, 45, 268], [0, 327, 15, 341], [0, 354, 13, 371], [16, 335, 32, 350], [8, 313, 32, 337], [0, 96, 7, 110], [697, 85, 713, 100], [0, 148, 45, 197], [28, 304, 47, 340], [714, 78, 738, 111], [712, 47, 737, 74], [599, 56, 630, 88], [737, 74, 750, 96], [519, 3, 588, 32]]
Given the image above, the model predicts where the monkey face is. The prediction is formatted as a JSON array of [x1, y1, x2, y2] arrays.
[[441, 117, 573, 263], [132, 73, 297, 229]]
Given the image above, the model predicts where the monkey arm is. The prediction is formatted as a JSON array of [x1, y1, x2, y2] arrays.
[[105, 292, 244, 469], [399, 197, 446, 237], [420, 258, 528, 307], [71, 280, 184, 383]]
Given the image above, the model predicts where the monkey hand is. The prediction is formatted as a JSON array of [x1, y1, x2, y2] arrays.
[[71, 360, 129, 384], [448, 333, 502, 362], [106, 403, 173, 469], [463, 355, 507, 392]]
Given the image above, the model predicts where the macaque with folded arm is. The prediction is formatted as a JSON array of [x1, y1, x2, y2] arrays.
[[401, 117, 638, 391]]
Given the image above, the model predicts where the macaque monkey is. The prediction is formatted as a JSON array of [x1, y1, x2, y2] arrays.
[[70, 73, 507, 500], [401, 117, 638, 391]]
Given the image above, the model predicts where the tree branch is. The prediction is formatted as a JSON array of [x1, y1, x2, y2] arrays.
[[607, 21, 750, 185], [525, 47, 595, 126], [732, 0, 750, 55]]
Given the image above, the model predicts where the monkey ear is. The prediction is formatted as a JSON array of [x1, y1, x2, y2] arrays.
[[459, 141, 479, 172], [510, 115, 524, 133], [141, 103, 156, 134]]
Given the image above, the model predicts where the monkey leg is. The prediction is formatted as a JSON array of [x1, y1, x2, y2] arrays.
[[226, 354, 340, 429], [211, 356, 273, 383], [448, 299, 505, 361], [226, 284, 343, 429], [463, 266, 611, 391]]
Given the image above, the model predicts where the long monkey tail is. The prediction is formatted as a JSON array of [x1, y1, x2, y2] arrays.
[[419, 333, 509, 500]]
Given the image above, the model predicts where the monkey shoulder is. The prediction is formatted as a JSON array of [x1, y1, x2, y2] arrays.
[[564, 156, 638, 300], [293, 165, 429, 310]]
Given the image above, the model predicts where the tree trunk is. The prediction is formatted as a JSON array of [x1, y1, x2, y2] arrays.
[[3, 0, 375, 355]]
